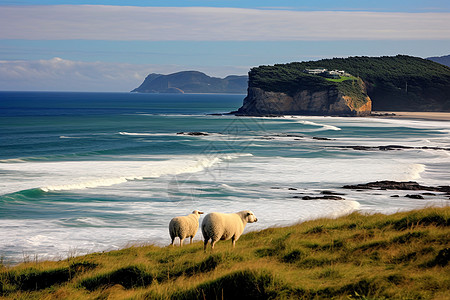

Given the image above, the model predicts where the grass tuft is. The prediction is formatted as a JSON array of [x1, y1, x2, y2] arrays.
[[392, 231, 428, 244], [281, 249, 305, 264], [79, 265, 152, 291], [421, 247, 449, 268], [171, 269, 287, 300]]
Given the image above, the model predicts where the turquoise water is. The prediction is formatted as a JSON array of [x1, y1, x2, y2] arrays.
[[1, 91, 449, 263]]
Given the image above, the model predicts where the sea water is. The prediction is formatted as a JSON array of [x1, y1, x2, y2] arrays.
[[1, 91, 449, 263]]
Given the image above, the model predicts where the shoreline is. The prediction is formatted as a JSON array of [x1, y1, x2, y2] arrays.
[[230, 111, 450, 122], [370, 111, 450, 122]]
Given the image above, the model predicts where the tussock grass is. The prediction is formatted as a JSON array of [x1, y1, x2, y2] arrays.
[[0, 206, 448, 299]]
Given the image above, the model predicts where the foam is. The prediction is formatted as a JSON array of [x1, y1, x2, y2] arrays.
[[216, 156, 428, 187], [0, 158, 26, 163], [135, 113, 207, 117], [119, 132, 171, 136], [359, 117, 450, 130], [295, 120, 341, 131], [59, 136, 85, 139], [242, 116, 342, 131], [0, 153, 253, 195], [42, 177, 131, 192]]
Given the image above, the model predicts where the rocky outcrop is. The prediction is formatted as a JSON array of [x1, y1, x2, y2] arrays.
[[342, 181, 450, 193], [334, 145, 450, 151], [236, 87, 371, 116]]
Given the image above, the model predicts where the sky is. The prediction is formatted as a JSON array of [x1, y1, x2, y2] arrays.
[[0, 1, 449, 92]]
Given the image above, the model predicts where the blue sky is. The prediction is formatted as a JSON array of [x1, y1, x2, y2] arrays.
[[1, 1, 449, 91], [2, 0, 450, 12]]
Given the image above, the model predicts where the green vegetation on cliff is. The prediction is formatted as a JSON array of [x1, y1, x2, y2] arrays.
[[1, 207, 449, 299], [249, 55, 450, 111], [248, 65, 369, 111]]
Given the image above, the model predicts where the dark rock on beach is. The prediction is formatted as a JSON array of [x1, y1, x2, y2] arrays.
[[343, 181, 450, 193], [339, 146, 374, 151], [321, 190, 346, 196], [296, 195, 345, 200], [313, 137, 334, 141], [422, 192, 437, 196], [335, 145, 450, 151], [405, 194, 425, 199], [370, 112, 396, 117], [273, 133, 304, 138], [177, 132, 209, 136]]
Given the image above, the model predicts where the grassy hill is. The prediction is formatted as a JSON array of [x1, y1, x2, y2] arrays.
[[249, 55, 450, 111], [1, 206, 449, 299]]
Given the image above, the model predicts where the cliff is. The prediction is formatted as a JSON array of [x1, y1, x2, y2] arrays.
[[237, 55, 450, 115], [239, 87, 371, 116], [237, 68, 371, 116], [131, 71, 247, 94]]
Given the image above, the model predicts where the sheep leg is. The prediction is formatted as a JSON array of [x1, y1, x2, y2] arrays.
[[211, 240, 217, 251], [180, 238, 184, 247], [203, 239, 209, 252], [170, 238, 175, 247], [190, 236, 193, 244], [231, 237, 236, 248]]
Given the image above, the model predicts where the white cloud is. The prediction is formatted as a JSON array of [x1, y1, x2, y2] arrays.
[[0, 5, 449, 41], [0, 57, 249, 91], [0, 58, 161, 91]]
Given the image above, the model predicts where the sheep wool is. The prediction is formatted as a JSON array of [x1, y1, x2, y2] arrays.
[[202, 210, 258, 250], [169, 210, 204, 246]]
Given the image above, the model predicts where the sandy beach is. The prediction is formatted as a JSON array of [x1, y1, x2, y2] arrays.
[[371, 111, 450, 122]]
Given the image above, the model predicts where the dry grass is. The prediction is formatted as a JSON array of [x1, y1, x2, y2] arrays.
[[1, 206, 449, 299]]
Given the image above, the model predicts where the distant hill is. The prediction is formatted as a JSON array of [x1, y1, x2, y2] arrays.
[[238, 55, 450, 114], [131, 71, 247, 94], [427, 54, 450, 67]]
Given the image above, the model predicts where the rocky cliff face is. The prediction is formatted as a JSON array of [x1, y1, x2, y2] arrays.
[[237, 87, 372, 116]]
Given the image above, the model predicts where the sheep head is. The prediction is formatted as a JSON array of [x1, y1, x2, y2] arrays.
[[244, 210, 258, 223]]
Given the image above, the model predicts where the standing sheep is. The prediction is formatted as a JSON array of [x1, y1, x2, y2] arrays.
[[201, 210, 258, 251], [169, 210, 204, 246]]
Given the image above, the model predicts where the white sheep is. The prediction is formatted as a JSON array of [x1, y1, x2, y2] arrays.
[[169, 210, 204, 246], [201, 210, 258, 251]]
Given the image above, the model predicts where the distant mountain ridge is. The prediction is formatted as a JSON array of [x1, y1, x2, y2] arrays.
[[131, 71, 247, 94], [427, 54, 450, 67]]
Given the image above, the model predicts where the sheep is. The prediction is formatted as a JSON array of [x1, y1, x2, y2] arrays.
[[201, 210, 258, 251], [169, 210, 204, 246]]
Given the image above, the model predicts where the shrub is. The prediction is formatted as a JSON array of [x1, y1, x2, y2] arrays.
[[171, 270, 287, 300], [80, 265, 152, 291], [422, 248, 450, 268], [281, 250, 305, 264]]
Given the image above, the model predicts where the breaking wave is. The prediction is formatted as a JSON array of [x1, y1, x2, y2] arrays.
[[5, 154, 253, 193]]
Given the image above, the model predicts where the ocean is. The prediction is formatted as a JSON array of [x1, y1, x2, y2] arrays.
[[1, 91, 449, 263]]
